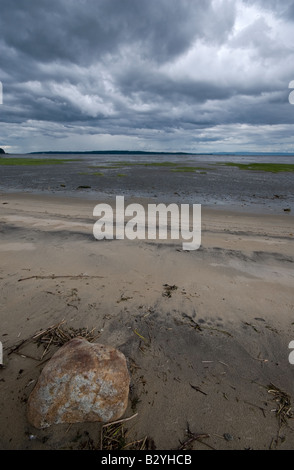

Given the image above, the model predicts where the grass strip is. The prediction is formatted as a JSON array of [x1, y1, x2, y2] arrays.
[[221, 162, 294, 173], [0, 157, 78, 166]]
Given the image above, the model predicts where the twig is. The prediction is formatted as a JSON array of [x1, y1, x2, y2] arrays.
[[218, 361, 229, 367], [124, 436, 148, 450], [33, 320, 66, 340], [178, 422, 214, 450], [102, 412, 138, 429], [190, 383, 207, 396], [18, 274, 104, 282], [41, 336, 53, 360], [181, 313, 202, 331], [13, 351, 40, 361], [7, 338, 31, 356], [178, 431, 213, 450], [201, 325, 233, 337]]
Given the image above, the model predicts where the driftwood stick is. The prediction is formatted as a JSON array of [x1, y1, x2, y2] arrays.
[[18, 274, 104, 282]]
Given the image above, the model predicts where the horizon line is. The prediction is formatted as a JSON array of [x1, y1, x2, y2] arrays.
[[26, 150, 294, 156]]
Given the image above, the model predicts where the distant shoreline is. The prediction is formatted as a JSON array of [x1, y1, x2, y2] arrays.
[[27, 150, 294, 156]]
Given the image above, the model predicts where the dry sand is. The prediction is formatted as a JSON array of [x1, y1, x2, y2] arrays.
[[0, 192, 294, 450]]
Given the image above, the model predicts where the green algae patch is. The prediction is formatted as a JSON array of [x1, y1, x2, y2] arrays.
[[0, 157, 79, 166], [221, 162, 294, 173]]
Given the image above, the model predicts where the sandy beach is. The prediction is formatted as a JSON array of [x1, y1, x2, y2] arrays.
[[0, 191, 294, 450], [2, 0, 294, 456]]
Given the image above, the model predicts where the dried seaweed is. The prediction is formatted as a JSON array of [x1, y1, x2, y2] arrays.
[[267, 382, 293, 448], [7, 320, 99, 361], [162, 284, 178, 298], [268, 383, 293, 427], [33, 320, 98, 349], [100, 413, 155, 450]]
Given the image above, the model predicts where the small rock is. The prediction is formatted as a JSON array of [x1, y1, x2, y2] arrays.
[[27, 337, 130, 429]]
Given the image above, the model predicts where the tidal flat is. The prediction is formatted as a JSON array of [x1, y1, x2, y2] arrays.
[[0, 153, 293, 214]]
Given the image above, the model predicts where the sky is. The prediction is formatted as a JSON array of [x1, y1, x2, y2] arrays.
[[1, 0, 294, 154]]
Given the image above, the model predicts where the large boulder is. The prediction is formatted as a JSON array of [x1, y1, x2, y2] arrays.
[[27, 337, 130, 429], [0, 148, 5, 154]]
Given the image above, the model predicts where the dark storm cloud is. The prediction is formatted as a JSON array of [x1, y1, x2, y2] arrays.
[[0, 0, 231, 66], [0, 0, 236, 117], [0, 0, 294, 153]]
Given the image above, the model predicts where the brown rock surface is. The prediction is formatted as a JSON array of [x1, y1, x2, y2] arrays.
[[27, 337, 130, 429]]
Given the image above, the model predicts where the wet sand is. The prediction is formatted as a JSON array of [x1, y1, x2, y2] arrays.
[[1, 153, 294, 214], [0, 192, 294, 450]]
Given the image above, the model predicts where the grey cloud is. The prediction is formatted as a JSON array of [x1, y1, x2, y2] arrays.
[[0, 0, 230, 67], [244, 0, 294, 20], [0, 0, 294, 153]]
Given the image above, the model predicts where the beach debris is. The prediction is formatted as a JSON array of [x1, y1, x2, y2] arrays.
[[100, 412, 150, 450], [162, 284, 178, 298], [189, 383, 207, 396], [268, 383, 292, 427], [117, 293, 133, 303], [101, 420, 129, 450], [267, 383, 293, 448], [284, 208, 291, 212], [33, 320, 98, 356], [242, 321, 260, 333], [7, 319, 99, 361], [223, 433, 233, 442], [133, 329, 148, 343], [27, 337, 130, 429], [181, 313, 202, 331], [178, 313, 232, 337], [178, 423, 213, 450]]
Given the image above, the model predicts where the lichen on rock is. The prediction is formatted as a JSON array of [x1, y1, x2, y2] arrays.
[[27, 337, 130, 429]]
